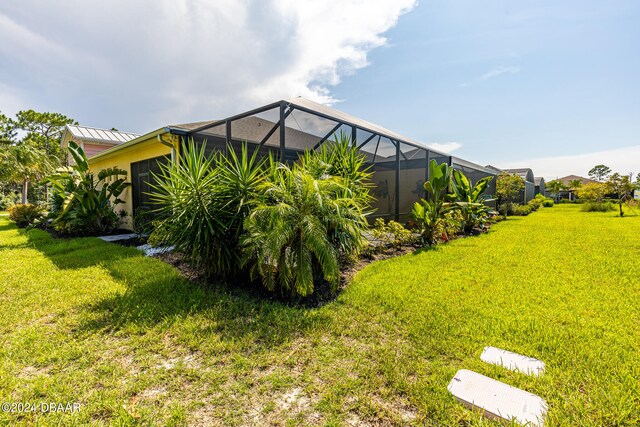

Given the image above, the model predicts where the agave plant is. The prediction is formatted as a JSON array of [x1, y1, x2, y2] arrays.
[[451, 170, 494, 233], [241, 163, 368, 298], [42, 141, 129, 235], [411, 159, 456, 245]]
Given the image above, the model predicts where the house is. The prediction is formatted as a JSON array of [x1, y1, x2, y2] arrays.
[[60, 124, 140, 164], [534, 177, 545, 196], [83, 97, 497, 229], [546, 175, 597, 200]]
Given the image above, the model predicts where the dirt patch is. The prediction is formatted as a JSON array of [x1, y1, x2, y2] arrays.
[[18, 365, 51, 379]]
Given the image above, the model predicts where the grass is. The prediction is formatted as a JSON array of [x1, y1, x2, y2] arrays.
[[0, 205, 639, 426]]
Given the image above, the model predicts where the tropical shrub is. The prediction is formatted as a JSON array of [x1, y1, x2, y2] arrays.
[[512, 205, 532, 216], [300, 131, 373, 202], [42, 141, 129, 235], [241, 164, 368, 298], [412, 160, 456, 245], [451, 170, 493, 233], [370, 218, 415, 249], [528, 198, 542, 211], [300, 134, 374, 255], [150, 141, 266, 279], [542, 198, 554, 207], [8, 203, 46, 227]]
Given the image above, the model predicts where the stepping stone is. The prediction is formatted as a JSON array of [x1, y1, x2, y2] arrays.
[[98, 233, 139, 242], [448, 369, 547, 426], [481, 346, 545, 376]]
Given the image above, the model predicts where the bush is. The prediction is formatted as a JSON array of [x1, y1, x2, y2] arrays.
[[512, 205, 532, 216], [242, 164, 369, 297], [542, 198, 554, 207], [8, 203, 46, 227], [559, 199, 575, 204], [371, 218, 415, 249], [580, 201, 616, 212], [498, 202, 515, 216], [528, 198, 542, 211]]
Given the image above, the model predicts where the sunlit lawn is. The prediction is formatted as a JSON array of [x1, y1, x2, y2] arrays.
[[0, 205, 638, 426]]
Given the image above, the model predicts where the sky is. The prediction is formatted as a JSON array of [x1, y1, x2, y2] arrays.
[[0, 0, 638, 179]]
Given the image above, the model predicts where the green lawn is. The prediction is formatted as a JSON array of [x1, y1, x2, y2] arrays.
[[1, 205, 639, 426]]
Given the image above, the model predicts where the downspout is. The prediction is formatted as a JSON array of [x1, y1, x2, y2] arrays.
[[157, 134, 176, 163]]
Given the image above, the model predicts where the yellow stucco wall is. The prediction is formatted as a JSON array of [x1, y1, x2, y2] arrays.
[[88, 132, 179, 229]]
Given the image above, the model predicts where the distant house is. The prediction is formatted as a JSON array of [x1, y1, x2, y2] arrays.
[[60, 124, 140, 164], [534, 177, 545, 196], [546, 175, 597, 200]]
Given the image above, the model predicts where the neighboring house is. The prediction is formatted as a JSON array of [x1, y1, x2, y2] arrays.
[[503, 168, 536, 203], [84, 97, 497, 229], [60, 124, 140, 164], [546, 175, 597, 200], [534, 177, 545, 196]]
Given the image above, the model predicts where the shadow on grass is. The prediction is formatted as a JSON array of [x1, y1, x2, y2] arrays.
[[25, 227, 329, 347]]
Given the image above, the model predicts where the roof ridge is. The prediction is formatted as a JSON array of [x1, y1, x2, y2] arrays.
[[67, 123, 140, 136]]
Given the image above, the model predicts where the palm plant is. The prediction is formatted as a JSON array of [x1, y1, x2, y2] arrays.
[[452, 170, 494, 233], [546, 179, 566, 203], [42, 141, 129, 234], [0, 139, 53, 204], [411, 160, 456, 245], [241, 164, 367, 297]]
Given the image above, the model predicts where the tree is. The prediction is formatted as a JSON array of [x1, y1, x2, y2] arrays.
[[605, 173, 635, 217], [568, 179, 582, 189], [496, 172, 525, 215], [13, 110, 77, 163], [0, 111, 16, 144], [0, 140, 53, 204], [575, 182, 606, 203], [546, 179, 566, 203], [588, 164, 611, 182]]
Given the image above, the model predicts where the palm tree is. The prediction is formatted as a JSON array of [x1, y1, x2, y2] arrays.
[[546, 179, 566, 203], [242, 164, 367, 298], [0, 140, 52, 204]]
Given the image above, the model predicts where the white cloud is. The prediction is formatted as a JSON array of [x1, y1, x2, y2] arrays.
[[427, 142, 462, 153], [0, 0, 416, 132], [459, 65, 520, 87], [504, 145, 640, 180], [480, 66, 520, 81]]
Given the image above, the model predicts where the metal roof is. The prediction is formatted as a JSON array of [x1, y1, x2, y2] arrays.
[[66, 124, 140, 145]]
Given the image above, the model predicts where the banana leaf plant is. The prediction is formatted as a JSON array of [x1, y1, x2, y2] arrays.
[[411, 160, 456, 244], [451, 170, 494, 233], [42, 141, 129, 235]]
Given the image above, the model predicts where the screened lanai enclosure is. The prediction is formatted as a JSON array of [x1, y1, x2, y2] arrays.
[[170, 98, 497, 222]]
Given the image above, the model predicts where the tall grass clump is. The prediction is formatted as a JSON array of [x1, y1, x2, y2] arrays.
[[580, 201, 615, 212]]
